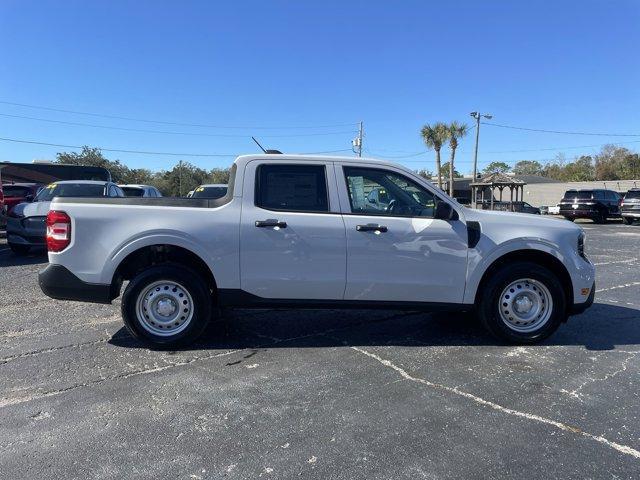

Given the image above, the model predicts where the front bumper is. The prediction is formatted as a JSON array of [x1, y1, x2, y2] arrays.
[[570, 282, 595, 315], [39, 264, 114, 304]]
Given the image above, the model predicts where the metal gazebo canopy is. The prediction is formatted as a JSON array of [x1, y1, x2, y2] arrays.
[[469, 172, 527, 210]]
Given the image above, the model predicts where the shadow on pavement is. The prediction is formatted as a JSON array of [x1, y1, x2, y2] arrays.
[[0, 248, 48, 267], [108, 302, 640, 352]]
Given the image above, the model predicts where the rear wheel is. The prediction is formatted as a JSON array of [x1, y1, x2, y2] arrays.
[[623, 217, 633, 225], [9, 243, 30, 255], [478, 262, 566, 344], [121, 264, 212, 348], [564, 217, 575, 222]]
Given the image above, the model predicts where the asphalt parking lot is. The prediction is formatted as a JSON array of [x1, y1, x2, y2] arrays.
[[1, 221, 639, 479]]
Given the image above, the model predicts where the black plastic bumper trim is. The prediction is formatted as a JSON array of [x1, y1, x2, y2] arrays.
[[570, 282, 595, 315], [39, 264, 113, 304]]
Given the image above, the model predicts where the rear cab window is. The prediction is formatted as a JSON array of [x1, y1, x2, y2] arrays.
[[255, 164, 329, 213]]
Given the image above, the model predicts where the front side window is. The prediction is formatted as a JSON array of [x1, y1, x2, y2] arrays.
[[344, 167, 436, 217], [255, 164, 328, 212]]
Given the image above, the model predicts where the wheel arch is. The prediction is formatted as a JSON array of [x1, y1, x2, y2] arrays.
[[472, 249, 574, 313], [111, 244, 217, 299]]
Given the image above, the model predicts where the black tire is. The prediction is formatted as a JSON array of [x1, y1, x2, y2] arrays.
[[623, 217, 633, 225], [9, 243, 30, 255], [564, 217, 575, 222], [121, 264, 212, 348], [594, 212, 606, 224], [477, 262, 566, 344]]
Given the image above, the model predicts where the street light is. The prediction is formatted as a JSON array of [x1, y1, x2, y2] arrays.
[[470, 111, 493, 183]]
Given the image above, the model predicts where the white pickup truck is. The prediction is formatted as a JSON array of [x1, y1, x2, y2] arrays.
[[39, 154, 595, 347]]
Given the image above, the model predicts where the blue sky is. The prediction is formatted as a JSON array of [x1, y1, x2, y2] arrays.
[[1, 0, 638, 174]]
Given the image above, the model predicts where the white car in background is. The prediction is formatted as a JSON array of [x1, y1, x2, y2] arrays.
[[39, 155, 595, 348], [119, 184, 163, 198]]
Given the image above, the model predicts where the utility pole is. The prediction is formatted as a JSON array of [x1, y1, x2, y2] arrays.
[[352, 121, 363, 157], [178, 160, 183, 197], [470, 112, 493, 207]]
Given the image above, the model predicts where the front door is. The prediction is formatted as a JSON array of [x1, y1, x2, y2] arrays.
[[338, 165, 468, 304], [240, 161, 346, 300]]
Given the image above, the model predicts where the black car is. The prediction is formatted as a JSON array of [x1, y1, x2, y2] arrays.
[[478, 200, 541, 214], [621, 188, 640, 225], [559, 189, 622, 223]]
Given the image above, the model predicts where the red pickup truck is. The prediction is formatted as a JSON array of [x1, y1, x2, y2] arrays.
[[0, 183, 42, 226]]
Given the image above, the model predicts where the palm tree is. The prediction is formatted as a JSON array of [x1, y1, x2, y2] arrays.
[[420, 122, 450, 190], [447, 121, 469, 198]]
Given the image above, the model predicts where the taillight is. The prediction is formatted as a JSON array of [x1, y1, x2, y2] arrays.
[[46, 210, 71, 252]]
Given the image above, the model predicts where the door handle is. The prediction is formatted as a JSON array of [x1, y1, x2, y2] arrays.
[[356, 224, 388, 233], [255, 219, 287, 228]]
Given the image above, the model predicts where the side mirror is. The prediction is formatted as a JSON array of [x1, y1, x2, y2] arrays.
[[434, 201, 458, 221], [369, 198, 377, 204], [25, 194, 34, 202]]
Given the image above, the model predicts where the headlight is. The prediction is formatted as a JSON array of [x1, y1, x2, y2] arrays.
[[577, 231, 586, 259]]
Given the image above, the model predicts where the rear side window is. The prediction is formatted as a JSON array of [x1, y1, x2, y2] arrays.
[[625, 190, 640, 200], [255, 164, 328, 212]]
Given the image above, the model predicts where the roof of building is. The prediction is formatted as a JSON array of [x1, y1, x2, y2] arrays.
[[470, 172, 526, 186]]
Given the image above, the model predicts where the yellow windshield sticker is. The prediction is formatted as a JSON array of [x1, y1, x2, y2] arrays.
[[196, 187, 204, 192]]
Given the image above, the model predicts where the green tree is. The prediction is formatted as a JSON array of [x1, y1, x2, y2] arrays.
[[447, 121, 468, 197], [416, 168, 434, 180], [563, 155, 595, 181], [483, 161, 511, 174], [440, 162, 462, 179], [420, 122, 450, 190], [153, 161, 211, 197], [56, 146, 130, 183], [513, 160, 543, 176]]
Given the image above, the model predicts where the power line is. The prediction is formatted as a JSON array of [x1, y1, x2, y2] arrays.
[[0, 112, 356, 138], [0, 100, 357, 130], [366, 139, 640, 159], [0, 136, 353, 158], [482, 121, 640, 137]]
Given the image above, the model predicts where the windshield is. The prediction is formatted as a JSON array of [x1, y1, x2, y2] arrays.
[[192, 186, 227, 199], [625, 190, 640, 200], [35, 183, 106, 201], [2, 186, 32, 197], [121, 187, 145, 197]]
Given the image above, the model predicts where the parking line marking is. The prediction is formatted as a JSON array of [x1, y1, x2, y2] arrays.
[[351, 346, 640, 460], [593, 258, 638, 266], [597, 281, 640, 293]]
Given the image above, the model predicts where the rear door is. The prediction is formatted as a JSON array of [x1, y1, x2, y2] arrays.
[[240, 160, 346, 300], [337, 164, 468, 304]]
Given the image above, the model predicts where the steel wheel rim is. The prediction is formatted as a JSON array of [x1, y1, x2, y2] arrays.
[[136, 280, 194, 336], [498, 278, 553, 333]]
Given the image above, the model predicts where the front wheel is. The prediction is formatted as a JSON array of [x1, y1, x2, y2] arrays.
[[121, 264, 212, 348], [478, 262, 566, 344]]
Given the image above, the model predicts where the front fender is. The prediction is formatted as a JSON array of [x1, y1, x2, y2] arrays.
[[463, 237, 569, 305]]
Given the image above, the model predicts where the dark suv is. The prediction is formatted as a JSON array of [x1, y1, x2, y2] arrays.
[[559, 189, 622, 223], [622, 188, 640, 225]]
